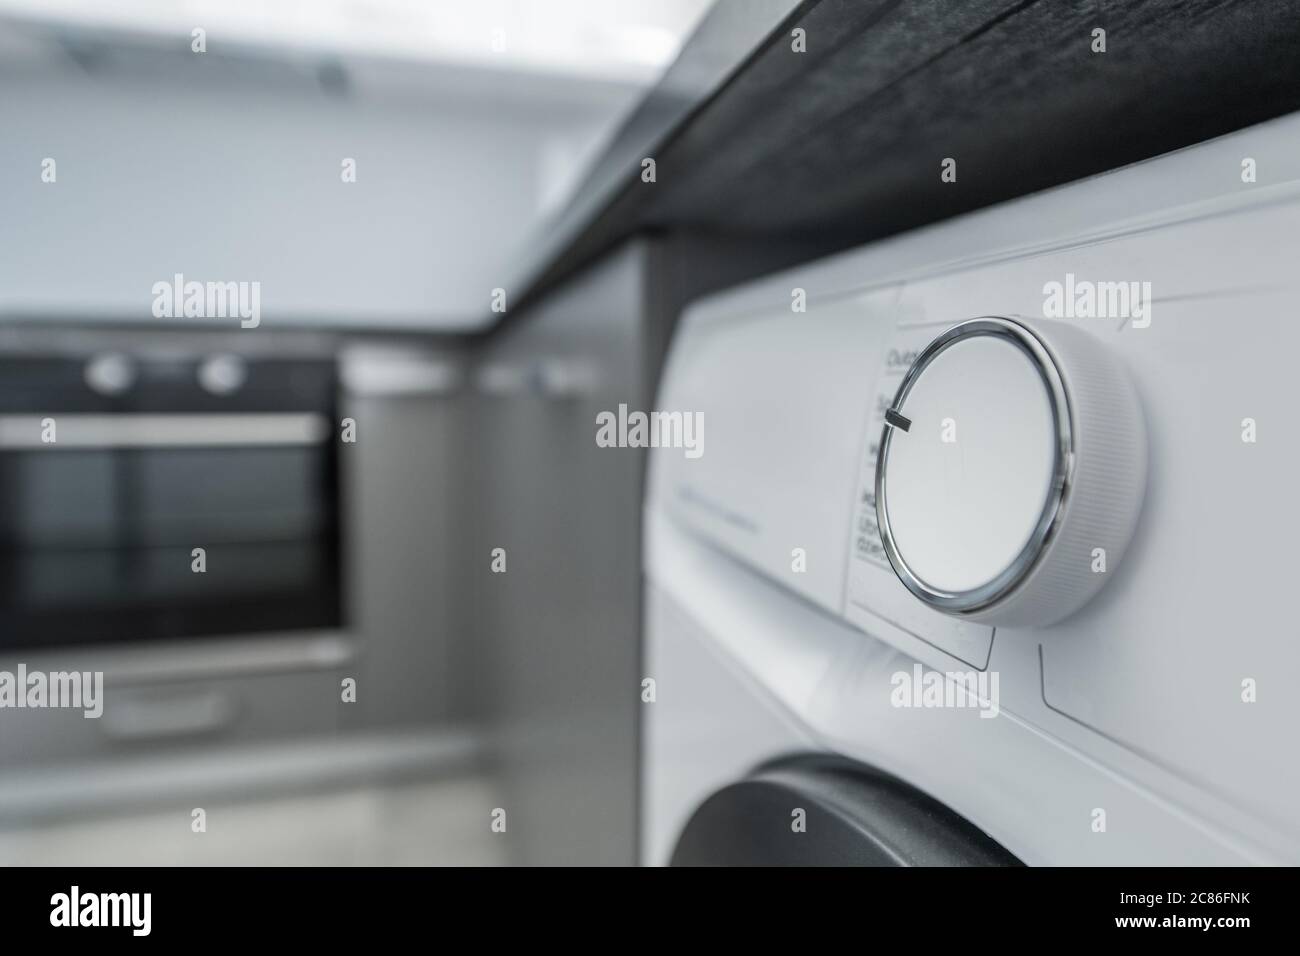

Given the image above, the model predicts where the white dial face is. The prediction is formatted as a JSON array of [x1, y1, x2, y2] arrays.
[[881, 334, 1057, 594]]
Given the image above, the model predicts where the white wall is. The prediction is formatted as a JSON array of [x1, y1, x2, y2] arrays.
[[0, 33, 634, 330]]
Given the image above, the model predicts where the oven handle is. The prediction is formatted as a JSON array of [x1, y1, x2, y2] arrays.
[[0, 413, 330, 449], [100, 689, 239, 741]]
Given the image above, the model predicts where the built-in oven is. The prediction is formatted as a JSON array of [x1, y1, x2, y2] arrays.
[[0, 339, 341, 651]]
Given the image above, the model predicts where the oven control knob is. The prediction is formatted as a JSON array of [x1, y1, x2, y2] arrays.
[[198, 354, 248, 395], [84, 353, 136, 396], [875, 316, 1146, 626]]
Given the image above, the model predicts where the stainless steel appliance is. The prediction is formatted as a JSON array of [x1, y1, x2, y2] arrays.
[[0, 340, 341, 651]]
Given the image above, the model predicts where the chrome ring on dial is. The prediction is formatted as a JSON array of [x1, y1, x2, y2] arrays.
[[874, 316, 1075, 615]]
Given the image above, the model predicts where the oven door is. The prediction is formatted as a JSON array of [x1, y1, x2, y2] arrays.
[[0, 354, 341, 651]]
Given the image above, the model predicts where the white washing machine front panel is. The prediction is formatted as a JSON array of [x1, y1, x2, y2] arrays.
[[643, 111, 1300, 865]]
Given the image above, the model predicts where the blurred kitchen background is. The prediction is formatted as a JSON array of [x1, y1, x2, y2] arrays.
[[0, 0, 789, 866], [10, 0, 1282, 869]]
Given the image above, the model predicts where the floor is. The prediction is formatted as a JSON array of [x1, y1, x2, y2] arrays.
[[0, 773, 509, 866]]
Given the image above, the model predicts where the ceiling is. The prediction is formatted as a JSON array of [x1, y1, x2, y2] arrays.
[[0, 0, 716, 84]]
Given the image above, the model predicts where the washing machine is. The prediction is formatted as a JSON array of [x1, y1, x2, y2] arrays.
[[642, 111, 1300, 866]]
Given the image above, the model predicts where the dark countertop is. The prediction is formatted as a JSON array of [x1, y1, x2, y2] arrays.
[[498, 0, 1300, 322]]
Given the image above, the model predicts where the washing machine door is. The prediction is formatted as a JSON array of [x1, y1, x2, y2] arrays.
[[670, 757, 1021, 867]]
